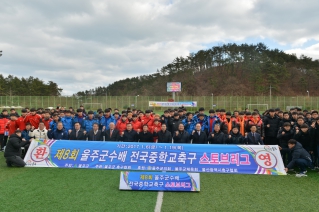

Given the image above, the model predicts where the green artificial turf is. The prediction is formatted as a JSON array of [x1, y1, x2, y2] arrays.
[[1, 151, 318, 212], [161, 172, 319, 212], [0, 152, 157, 212]]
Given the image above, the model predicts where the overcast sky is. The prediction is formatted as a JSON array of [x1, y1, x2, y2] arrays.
[[1, 0, 319, 95]]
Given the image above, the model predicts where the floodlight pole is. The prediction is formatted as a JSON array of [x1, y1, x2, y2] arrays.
[[105, 90, 107, 108], [211, 93, 214, 108], [135, 95, 139, 108], [269, 85, 272, 108], [172, 92, 175, 101]]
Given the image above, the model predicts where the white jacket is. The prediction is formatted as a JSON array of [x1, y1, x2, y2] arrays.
[[29, 128, 49, 140]]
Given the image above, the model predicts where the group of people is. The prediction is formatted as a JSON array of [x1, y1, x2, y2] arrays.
[[1, 105, 318, 176]]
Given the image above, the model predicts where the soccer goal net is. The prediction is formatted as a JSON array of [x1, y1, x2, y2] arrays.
[[82, 103, 103, 110], [246, 104, 268, 112]]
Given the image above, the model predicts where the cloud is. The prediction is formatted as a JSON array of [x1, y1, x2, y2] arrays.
[[0, 0, 318, 95], [285, 43, 319, 60]]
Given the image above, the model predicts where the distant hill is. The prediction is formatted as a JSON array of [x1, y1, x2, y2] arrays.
[[75, 43, 319, 96]]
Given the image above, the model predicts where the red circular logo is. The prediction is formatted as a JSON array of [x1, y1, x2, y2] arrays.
[[255, 151, 277, 169], [30, 145, 50, 162]]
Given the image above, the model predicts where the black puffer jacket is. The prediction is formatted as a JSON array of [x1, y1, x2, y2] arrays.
[[228, 131, 244, 144], [173, 130, 190, 143], [171, 118, 182, 134], [208, 131, 227, 144], [277, 128, 294, 147], [286, 142, 312, 169], [310, 124, 319, 146], [263, 115, 280, 137], [294, 130, 314, 151], [4, 134, 29, 157], [155, 130, 172, 143]]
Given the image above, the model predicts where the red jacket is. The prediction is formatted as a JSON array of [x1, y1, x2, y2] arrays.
[[24, 114, 42, 129], [131, 120, 142, 132], [6, 120, 18, 136], [141, 116, 154, 128], [116, 120, 128, 134], [0, 117, 9, 135], [16, 116, 26, 131], [42, 118, 52, 130], [150, 122, 162, 134]]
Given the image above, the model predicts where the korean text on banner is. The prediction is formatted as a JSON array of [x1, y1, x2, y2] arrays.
[[119, 172, 200, 191], [24, 140, 286, 175]]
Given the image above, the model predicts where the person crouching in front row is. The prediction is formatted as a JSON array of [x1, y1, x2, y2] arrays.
[[4, 130, 30, 167]]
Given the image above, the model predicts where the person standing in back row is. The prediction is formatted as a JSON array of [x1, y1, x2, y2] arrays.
[[24, 108, 42, 129], [263, 109, 280, 145]]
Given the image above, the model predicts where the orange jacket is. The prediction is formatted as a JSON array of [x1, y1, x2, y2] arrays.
[[227, 118, 238, 133], [236, 117, 246, 136]]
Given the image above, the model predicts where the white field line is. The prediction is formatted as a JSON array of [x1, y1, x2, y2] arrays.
[[154, 191, 164, 212]]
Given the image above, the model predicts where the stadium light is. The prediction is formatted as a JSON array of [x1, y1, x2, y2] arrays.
[[0, 50, 2, 57]]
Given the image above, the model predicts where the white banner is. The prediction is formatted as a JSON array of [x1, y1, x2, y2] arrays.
[[149, 101, 197, 107]]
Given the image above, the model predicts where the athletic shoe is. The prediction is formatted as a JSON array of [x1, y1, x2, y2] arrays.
[[296, 172, 307, 177]]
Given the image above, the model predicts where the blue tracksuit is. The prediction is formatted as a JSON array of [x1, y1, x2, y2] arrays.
[[182, 118, 196, 135], [100, 115, 116, 130], [61, 116, 73, 131], [73, 115, 86, 129], [22, 130, 32, 142], [47, 129, 68, 140], [83, 118, 99, 132]]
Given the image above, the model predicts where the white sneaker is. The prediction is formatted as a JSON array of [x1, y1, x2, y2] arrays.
[[296, 172, 307, 177]]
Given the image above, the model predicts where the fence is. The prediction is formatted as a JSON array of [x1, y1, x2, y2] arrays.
[[0, 96, 317, 112]]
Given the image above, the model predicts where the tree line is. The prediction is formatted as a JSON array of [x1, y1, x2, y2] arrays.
[[0, 74, 62, 96]]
